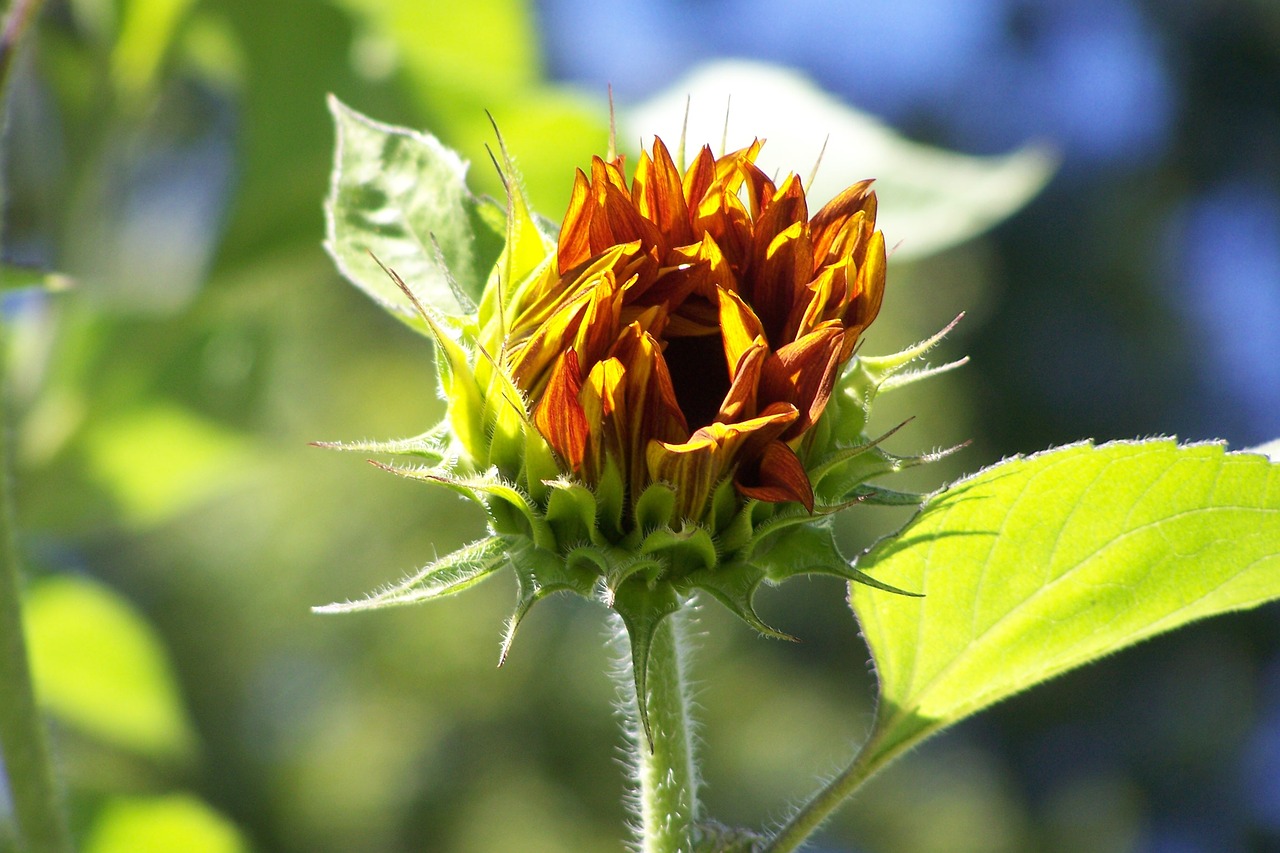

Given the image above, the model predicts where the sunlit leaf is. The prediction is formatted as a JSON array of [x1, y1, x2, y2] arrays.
[[325, 96, 504, 326], [849, 440, 1280, 770], [24, 576, 195, 761], [624, 60, 1055, 261], [85, 794, 247, 853]]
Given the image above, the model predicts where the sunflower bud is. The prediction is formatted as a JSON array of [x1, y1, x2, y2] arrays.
[[318, 124, 963, 737]]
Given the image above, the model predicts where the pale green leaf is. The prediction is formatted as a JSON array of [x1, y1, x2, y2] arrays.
[[24, 576, 195, 761], [86, 794, 248, 853], [623, 60, 1055, 260], [324, 96, 503, 325], [850, 439, 1280, 766]]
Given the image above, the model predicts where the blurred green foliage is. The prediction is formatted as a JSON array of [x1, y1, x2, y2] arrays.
[[4, 1, 1268, 852]]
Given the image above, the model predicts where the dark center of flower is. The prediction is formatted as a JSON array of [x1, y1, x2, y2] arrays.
[[662, 331, 730, 431]]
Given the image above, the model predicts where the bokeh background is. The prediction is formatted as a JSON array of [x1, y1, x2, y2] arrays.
[[3, 0, 1280, 851]]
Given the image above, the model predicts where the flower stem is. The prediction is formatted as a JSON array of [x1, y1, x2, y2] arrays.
[[617, 609, 699, 853]]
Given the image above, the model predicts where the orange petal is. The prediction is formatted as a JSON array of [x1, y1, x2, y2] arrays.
[[600, 181, 665, 257], [810, 180, 877, 266], [647, 403, 799, 518], [645, 430, 720, 519], [715, 342, 766, 423], [682, 146, 717, 217], [633, 139, 694, 246], [750, 220, 811, 345], [848, 228, 886, 331], [557, 169, 593, 274], [735, 440, 814, 510], [533, 350, 589, 471], [759, 324, 845, 437], [572, 272, 623, 368], [611, 324, 689, 501], [580, 357, 626, 483], [786, 255, 850, 341], [716, 287, 767, 376]]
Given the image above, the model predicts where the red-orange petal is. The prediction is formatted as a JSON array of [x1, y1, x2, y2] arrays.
[[735, 439, 814, 510], [809, 180, 877, 266], [533, 350, 590, 470], [759, 324, 845, 437], [557, 169, 593, 274], [634, 139, 695, 247]]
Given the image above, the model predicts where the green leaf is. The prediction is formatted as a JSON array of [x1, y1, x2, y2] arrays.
[[624, 60, 1055, 260], [324, 96, 503, 325], [24, 576, 195, 761], [849, 439, 1280, 770], [313, 535, 509, 613], [86, 794, 248, 853]]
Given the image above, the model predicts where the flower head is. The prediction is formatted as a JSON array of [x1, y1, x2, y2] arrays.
[[489, 139, 886, 523], [319, 118, 962, 739]]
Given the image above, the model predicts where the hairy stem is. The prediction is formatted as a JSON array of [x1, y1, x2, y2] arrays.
[[616, 610, 699, 853]]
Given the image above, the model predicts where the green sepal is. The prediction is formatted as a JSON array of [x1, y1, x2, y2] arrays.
[[829, 314, 965, 447], [477, 121, 557, 337], [854, 313, 965, 389], [715, 498, 762, 555], [428, 323, 489, 464], [312, 535, 509, 614], [705, 478, 739, 535], [544, 480, 600, 546], [595, 462, 626, 543], [364, 255, 491, 463], [811, 444, 904, 507], [604, 554, 668, 598], [633, 483, 678, 534], [683, 561, 793, 642], [851, 484, 931, 506], [310, 421, 453, 464], [639, 525, 718, 576], [369, 462, 556, 551], [499, 543, 597, 664], [520, 424, 562, 505], [609, 579, 684, 747], [563, 543, 612, 577], [754, 521, 921, 596]]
